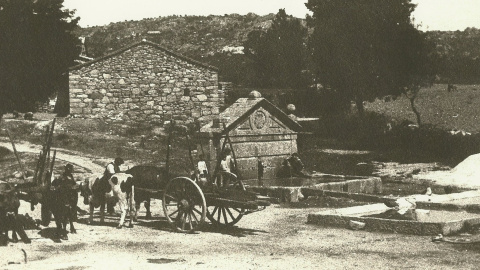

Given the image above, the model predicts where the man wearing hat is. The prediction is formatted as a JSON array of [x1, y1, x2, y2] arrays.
[[102, 157, 124, 214]]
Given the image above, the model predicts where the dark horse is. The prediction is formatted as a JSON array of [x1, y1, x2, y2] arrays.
[[42, 178, 78, 240], [125, 165, 167, 220], [0, 181, 31, 244]]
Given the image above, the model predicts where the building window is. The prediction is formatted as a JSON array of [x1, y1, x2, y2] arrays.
[[183, 88, 190, 96]]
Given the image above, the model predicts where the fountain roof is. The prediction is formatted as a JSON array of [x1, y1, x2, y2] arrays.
[[201, 94, 302, 135]]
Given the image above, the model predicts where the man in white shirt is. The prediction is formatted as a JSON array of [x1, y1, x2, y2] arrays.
[[102, 157, 124, 213], [196, 154, 208, 184]]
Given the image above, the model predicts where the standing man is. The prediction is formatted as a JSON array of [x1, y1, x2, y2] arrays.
[[52, 163, 76, 188], [104, 157, 124, 179], [103, 157, 124, 214]]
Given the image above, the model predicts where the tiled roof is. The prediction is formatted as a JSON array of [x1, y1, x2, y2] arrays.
[[201, 96, 302, 134]]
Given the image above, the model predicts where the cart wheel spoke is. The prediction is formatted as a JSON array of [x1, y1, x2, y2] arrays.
[[192, 207, 203, 216], [188, 212, 194, 229], [226, 208, 235, 220], [175, 210, 183, 222], [217, 206, 222, 222], [181, 212, 187, 230], [168, 209, 180, 219], [164, 194, 177, 201], [191, 210, 200, 223], [222, 207, 228, 223], [210, 206, 218, 217]]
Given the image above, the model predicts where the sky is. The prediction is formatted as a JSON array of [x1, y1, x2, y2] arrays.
[[63, 0, 480, 31]]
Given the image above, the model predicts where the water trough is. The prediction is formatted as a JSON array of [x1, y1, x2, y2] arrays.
[[245, 174, 382, 202], [308, 190, 480, 235]]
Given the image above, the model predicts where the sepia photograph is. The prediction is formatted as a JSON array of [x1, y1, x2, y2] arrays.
[[2, 0, 480, 269]]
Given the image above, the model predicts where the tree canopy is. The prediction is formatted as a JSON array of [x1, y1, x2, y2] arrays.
[[243, 9, 307, 89], [305, 0, 435, 114], [0, 0, 80, 117]]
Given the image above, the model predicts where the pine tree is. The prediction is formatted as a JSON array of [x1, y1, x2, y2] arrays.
[[0, 0, 80, 119]]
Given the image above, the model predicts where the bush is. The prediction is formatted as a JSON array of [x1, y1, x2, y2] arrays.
[[315, 111, 480, 165]]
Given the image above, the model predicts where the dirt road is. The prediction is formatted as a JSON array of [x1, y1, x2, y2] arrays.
[[2, 196, 480, 270], [1, 141, 480, 269], [0, 140, 104, 174]]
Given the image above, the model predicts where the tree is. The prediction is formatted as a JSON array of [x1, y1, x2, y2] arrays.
[[243, 9, 307, 88], [0, 0, 80, 120], [305, 0, 435, 116]]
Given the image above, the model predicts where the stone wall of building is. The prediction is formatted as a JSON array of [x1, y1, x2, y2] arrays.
[[69, 42, 221, 125], [218, 82, 233, 110]]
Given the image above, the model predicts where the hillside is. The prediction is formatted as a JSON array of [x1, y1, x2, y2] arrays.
[[427, 28, 480, 83], [428, 27, 480, 60], [75, 13, 276, 59], [75, 14, 480, 85]]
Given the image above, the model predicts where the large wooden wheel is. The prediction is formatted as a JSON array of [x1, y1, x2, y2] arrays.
[[207, 171, 245, 226], [207, 205, 244, 226], [162, 177, 206, 233]]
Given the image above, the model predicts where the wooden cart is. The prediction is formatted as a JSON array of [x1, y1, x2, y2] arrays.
[[136, 122, 271, 233]]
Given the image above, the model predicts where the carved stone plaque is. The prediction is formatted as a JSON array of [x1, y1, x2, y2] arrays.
[[253, 110, 267, 129]]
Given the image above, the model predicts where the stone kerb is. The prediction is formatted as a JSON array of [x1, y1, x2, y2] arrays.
[[69, 44, 220, 125]]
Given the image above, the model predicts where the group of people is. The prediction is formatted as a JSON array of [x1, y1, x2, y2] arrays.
[[52, 157, 125, 214], [276, 153, 311, 178], [195, 148, 236, 187], [53, 157, 124, 190]]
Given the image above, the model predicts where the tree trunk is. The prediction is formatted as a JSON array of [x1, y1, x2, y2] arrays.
[[355, 99, 365, 116], [409, 97, 422, 126], [53, 73, 70, 116]]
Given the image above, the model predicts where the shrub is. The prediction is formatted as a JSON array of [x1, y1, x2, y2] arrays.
[[315, 111, 480, 164]]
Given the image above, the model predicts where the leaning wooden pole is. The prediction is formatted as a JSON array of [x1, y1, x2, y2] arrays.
[[33, 150, 42, 184], [37, 118, 55, 186], [44, 118, 56, 159], [43, 118, 56, 185], [6, 130, 27, 180], [47, 150, 56, 187], [164, 120, 174, 177], [36, 127, 49, 185], [35, 126, 50, 185]]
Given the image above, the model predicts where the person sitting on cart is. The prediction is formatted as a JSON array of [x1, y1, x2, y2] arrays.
[[223, 148, 235, 175], [196, 154, 208, 185], [219, 152, 236, 187]]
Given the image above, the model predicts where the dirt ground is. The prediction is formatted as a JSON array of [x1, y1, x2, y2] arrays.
[[1, 141, 480, 269], [2, 198, 480, 270]]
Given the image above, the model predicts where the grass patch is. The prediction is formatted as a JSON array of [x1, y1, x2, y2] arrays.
[[366, 83, 480, 133]]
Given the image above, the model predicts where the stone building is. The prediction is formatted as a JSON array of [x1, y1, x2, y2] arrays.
[[68, 40, 223, 125], [199, 91, 302, 180]]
